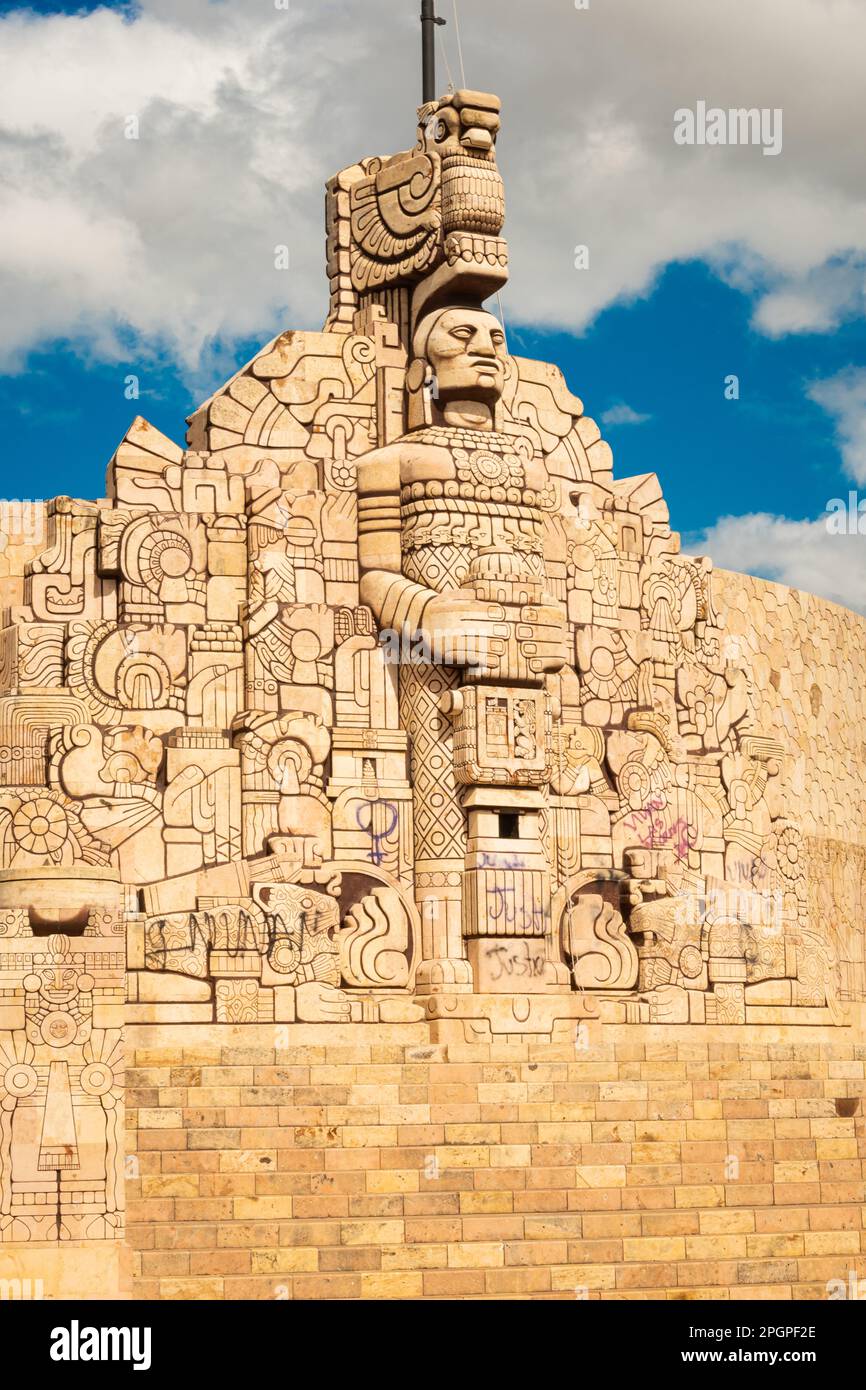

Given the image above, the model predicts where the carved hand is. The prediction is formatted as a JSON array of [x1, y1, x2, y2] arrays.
[[419, 590, 567, 679], [294, 981, 352, 1024]]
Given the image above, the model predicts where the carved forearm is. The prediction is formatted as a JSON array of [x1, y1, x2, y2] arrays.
[[357, 453, 440, 630], [357, 450, 403, 574], [359, 569, 437, 633]]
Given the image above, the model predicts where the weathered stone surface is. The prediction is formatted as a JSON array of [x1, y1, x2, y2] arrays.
[[0, 82, 863, 1300]]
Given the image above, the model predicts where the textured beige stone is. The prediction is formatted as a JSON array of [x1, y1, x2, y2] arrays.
[[0, 70, 863, 1302]]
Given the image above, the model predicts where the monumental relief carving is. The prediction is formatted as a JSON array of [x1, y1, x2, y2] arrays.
[[0, 83, 860, 1252]]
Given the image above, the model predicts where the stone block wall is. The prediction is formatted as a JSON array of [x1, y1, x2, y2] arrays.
[[123, 1019, 866, 1301]]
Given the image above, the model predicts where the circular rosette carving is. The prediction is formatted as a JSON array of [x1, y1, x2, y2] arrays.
[[82, 1032, 124, 1122], [11, 797, 68, 857], [771, 823, 805, 888], [267, 935, 302, 976], [3, 1062, 37, 1098], [140, 529, 192, 586], [678, 943, 704, 979], [453, 445, 525, 492], [756, 821, 808, 930], [0, 788, 109, 868], [471, 451, 508, 484], [40, 1009, 79, 1048], [80, 1061, 114, 1097], [619, 758, 655, 813]]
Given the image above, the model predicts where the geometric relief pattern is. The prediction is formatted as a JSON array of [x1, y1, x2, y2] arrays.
[[0, 76, 863, 1261]]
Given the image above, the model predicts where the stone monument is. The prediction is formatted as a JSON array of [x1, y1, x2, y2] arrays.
[[0, 35, 863, 1301]]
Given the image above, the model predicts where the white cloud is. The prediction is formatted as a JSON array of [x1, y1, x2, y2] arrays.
[[750, 260, 866, 337], [807, 368, 866, 485], [689, 511, 866, 616], [0, 0, 865, 375], [687, 370, 866, 613], [0, 0, 410, 376], [600, 403, 651, 427]]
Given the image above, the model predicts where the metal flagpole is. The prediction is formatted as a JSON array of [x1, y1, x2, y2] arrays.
[[420, 1, 446, 104]]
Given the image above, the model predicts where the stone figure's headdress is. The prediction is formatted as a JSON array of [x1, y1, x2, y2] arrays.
[[325, 88, 509, 349]]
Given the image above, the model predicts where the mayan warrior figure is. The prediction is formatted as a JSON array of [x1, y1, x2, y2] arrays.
[[339, 81, 592, 1010], [358, 303, 568, 992]]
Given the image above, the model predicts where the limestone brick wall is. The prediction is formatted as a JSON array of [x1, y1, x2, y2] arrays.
[[124, 1019, 866, 1301]]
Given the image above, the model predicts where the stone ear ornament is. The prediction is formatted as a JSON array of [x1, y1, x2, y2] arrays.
[[406, 359, 428, 394], [405, 357, 433, 430]]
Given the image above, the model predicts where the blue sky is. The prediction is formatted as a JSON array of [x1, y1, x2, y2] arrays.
[[1, 0, 864, 609], [4, 259, 858, 537]]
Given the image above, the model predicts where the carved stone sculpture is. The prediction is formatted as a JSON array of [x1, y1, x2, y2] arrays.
[[0, 78, 860, 1268]]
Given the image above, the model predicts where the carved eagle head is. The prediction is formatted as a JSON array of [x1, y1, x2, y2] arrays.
[[418, 89, 501, 163]]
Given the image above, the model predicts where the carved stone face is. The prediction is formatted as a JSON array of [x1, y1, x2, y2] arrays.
[[424, 309, 507, 404], [420, 92, 501, 161], [36, 964, 79, 1004]]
